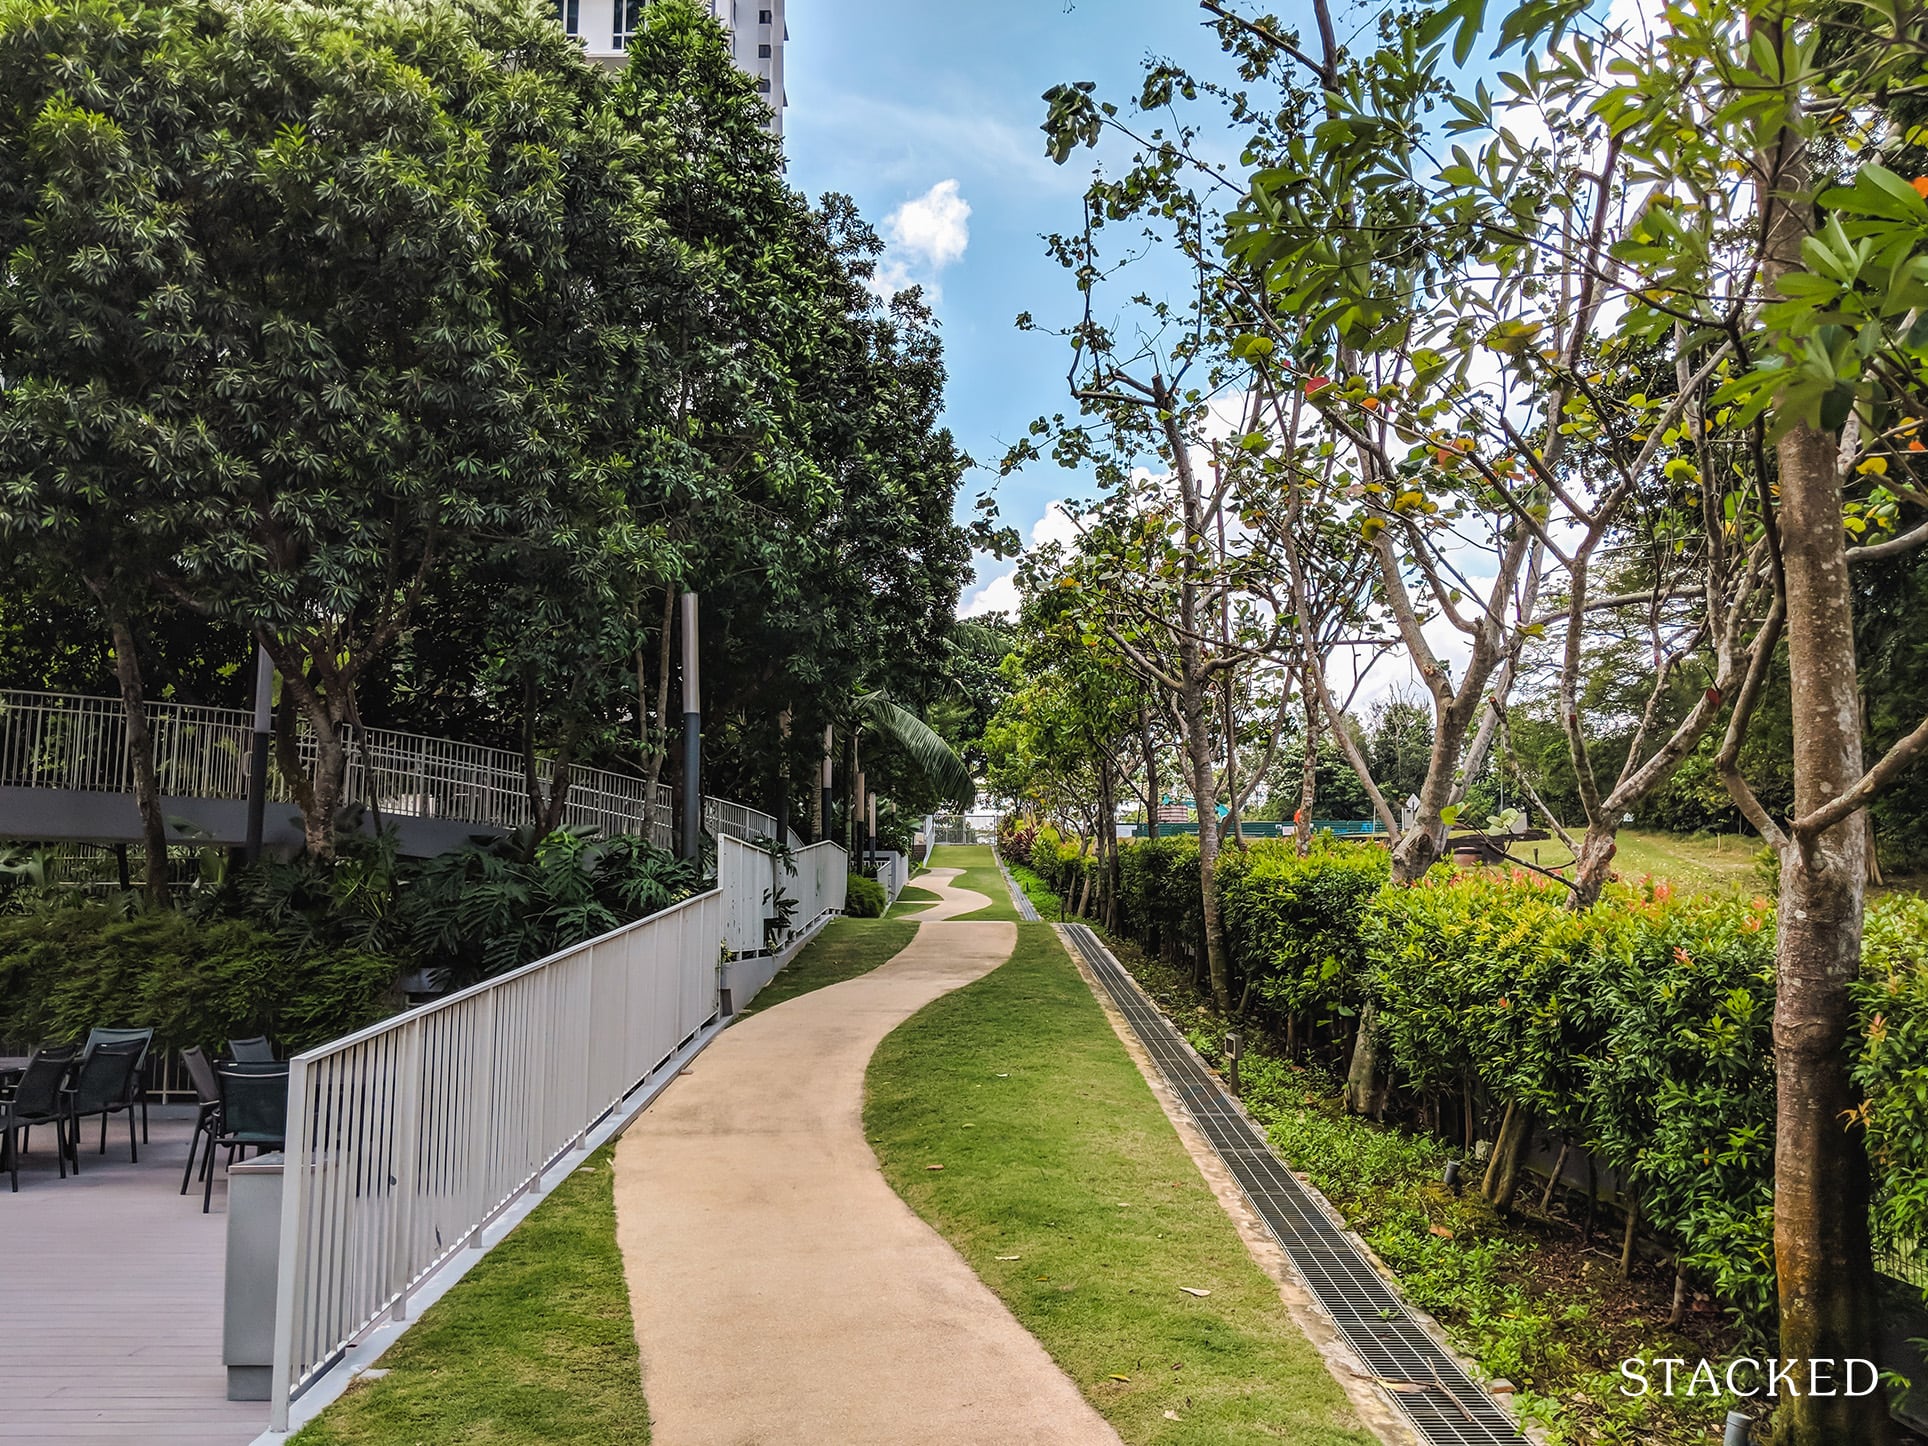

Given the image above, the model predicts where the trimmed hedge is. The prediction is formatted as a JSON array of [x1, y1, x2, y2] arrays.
[[1091, 834, 1926, 1339]]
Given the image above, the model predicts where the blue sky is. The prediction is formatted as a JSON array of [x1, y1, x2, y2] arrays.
[[782, 1, 1237, 618]]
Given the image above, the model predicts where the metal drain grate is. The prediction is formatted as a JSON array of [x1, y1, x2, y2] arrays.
[[1059, 923, 1527, 1446], [992, 849, 1041, 920]]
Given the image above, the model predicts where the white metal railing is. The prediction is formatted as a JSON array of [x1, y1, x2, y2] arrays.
[[0, 689, 774, 854], [719, 835, 847, 957], [268, 889, 723, 1426], [703, 793, 777, 844], [865, 849, 908, 904], [793, 838, 849, 929]]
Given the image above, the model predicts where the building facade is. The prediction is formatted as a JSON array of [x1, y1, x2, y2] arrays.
[[560, 0, 788, 136]]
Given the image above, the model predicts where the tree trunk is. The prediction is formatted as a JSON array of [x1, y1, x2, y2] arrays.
[[1619, 1191, 1640, 1280], [1344, 1001, 1384, 1115], [1296, 686, 1318, 856], [1482, 1100, 1533, 1215], [103, 609, 168, 906], [1141, 701, 1160, 839], [1540, 1140, 1571, 1214], [1773, 428, 1895, 1444], [1756, 70, 1895, 1424], [1183, 684, 1232, 1010], [1569, 824, 1619, 907]]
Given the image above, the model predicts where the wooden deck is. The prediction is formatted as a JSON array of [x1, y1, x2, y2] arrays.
[[0, 1106, 265, 1443]]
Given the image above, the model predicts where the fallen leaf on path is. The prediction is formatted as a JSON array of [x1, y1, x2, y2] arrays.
[[1179, 1287, 1211, 1298], [1163, 1410, 1181, 1421], [1372, 1379, 1427, 1394], [1428, 1224, 1454, 1239]]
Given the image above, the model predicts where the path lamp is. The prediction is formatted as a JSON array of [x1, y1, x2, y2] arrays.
[[245, 642, 274, 862], [680, 592, 701, 862], [821, 726, 834, 844]]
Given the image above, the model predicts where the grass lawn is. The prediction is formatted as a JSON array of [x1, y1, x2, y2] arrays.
[[292, 1147, 647, 1446], [740, 917, 917, 1014], [1005, 858, 1064, 918], [923, 843, 1022, 921], [1595, 829, 1761, 893], [888, 883, 940, 916], [865, 923, 1374, 1445]]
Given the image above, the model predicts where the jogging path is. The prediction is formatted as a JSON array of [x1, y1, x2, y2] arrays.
[[611, 880, 1120, 1446], [891, 863, 993, 919]]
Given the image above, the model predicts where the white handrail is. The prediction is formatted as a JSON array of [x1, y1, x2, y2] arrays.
[[268, 888, 724, 1426], [719, 836, 847, 957], [0, 689, 781, 855]]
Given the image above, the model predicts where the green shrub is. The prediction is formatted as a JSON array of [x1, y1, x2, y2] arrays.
[[1856, 892, 1928, 1288], [0, 902, 400, 1054], [1218, 839, 1388, 1028], [844, 873, 887, 918], [1366, 868, 1600, 1128], [1117, 836, 1200, 959]]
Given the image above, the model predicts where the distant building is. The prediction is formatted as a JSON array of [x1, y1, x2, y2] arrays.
[[559, 0, 788, 136]]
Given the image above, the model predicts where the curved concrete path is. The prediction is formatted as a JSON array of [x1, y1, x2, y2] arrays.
[[893, 864, 993, 920], [613, 881, 1120, 1446]]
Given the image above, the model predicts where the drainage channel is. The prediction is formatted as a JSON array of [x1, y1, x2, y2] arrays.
[[991, 847, 1041, 921], [1058, 922, 1527, 1446]]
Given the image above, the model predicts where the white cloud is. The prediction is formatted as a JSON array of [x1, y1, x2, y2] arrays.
[[887, 179, 971, 270], [958, 502, 1081, 618], [871, 180, 971, 300]]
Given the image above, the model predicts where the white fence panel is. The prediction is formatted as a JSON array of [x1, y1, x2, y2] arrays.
[[720, 837, 847, 958], [268, 890, 722, 1425], [719, 836, 773, 957]]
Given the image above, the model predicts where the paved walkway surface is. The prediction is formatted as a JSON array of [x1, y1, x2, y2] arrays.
[[895, 864, 992, 919], [613, 880, 1120, 1446], [0, 1108, 262, 1444]]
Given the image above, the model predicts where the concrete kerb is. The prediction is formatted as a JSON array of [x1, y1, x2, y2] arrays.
[[245, 907, 837, 1444]]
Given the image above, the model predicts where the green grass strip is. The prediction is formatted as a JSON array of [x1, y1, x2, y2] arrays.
[[1005, 858, 1065, 918], [741, 916, 917, 1014], [292, 1147, 648, 1446], [865, 923, 1376, 1445], [924, 843, 1022, 921], [888, 883, 941, 916]]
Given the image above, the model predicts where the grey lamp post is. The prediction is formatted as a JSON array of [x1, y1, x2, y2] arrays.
[[244, 642, 273, 863], [820, 726, 834, 844], [680, 592, 702, 862]]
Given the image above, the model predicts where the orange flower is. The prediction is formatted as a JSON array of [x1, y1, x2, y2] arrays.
[[1910, 440, 1926, 452], [1913, 176, 1928, 197], [1673, 946, 1694, 966]]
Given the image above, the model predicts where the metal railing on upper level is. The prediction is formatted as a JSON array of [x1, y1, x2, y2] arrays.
[[268, 888, 724, 1427], [0, 689, 783, 853]]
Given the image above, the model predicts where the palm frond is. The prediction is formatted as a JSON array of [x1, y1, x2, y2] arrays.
[[854, 691, 977, 808]]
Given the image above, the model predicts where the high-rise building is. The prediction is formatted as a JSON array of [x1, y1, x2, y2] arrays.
[[558, 0, 788, 136]]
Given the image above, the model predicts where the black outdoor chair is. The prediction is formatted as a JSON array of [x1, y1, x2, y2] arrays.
[[206, 1062, 289, 1213], [83, 1026, 154, 1144], [227, 1036, 276, 1063], [179, 1045, 223, 1198], [62, 1039, 144, 1169], [0, 1045, 77, 1191]]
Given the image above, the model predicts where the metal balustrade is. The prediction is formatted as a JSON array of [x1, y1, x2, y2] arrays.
[[268, 889, 724, 1427], [719, 836, 848, 957], [0, 689, 771, 855], [702, 793, 777, 844]]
